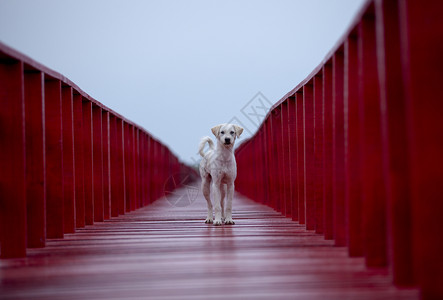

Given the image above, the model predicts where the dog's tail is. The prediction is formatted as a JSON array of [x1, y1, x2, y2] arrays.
[[198, 136, 214, 157]]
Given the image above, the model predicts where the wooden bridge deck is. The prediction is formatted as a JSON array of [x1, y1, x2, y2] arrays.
[[0, 186, 419, 299]]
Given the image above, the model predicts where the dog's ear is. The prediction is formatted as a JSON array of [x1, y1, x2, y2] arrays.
[[234, 125, 244, 137], [211, 124, 222, 137]]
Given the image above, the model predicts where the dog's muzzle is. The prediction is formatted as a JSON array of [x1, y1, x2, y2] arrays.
[[224, 138, 231, 145]]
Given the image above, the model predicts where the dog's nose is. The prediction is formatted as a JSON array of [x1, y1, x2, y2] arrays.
[[225, 138, 231, 144]]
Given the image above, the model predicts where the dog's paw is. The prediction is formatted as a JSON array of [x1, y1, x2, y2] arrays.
[[213, 219, 223, 226], [224, 218, 235, 225], [205, 218, 213, 224]]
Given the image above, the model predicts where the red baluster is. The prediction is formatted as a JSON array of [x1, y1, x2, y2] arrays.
[[45, 78, 64, 238], [0, 60, 26, 258], [25, 70, 46, 248]]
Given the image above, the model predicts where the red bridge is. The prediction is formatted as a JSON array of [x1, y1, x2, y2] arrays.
[[1, 0, 442, 299]]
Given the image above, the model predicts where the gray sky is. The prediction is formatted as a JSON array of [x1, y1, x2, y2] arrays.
[[0, 0, 365, 165]]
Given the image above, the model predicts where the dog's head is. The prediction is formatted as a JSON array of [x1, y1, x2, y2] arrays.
[[211, 123, 244, 147]]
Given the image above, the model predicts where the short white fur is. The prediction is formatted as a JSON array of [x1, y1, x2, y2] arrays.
[[198, 123, 244, 225]]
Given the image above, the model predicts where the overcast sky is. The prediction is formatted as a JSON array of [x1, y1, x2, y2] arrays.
[[0, 0, 365, 165]]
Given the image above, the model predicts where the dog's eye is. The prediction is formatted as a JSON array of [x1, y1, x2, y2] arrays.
[[221, 131, 225, 134], [230, 131, 234, 135]]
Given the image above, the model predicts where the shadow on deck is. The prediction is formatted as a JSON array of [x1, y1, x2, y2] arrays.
[[0, 185, 419, 299]]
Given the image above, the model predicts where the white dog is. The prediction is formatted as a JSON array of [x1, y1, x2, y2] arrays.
[[198, 123, 243, 225]]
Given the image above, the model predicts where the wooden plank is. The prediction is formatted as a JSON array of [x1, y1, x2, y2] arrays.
[[0, 188, 419, 299]]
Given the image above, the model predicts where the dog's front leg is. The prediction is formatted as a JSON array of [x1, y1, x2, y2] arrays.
[[202, 179, 213, 224], [220, 184, 226, 222], [224, 183, 235, 225], [212, 181, 223, 226]]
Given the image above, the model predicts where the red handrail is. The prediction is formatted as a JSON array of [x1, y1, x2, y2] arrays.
[[235, 0, 443, 298], [0, 41, 197, 258]]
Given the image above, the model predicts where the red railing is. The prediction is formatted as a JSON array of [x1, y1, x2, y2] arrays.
[[235, 0, 443, 299], [0, 42, 196, 259]]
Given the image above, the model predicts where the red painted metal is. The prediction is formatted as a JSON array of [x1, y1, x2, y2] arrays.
[[358, 6, 388, 267], [0, 60, 26, 258], [280, 101, 291, 217], [109, 115, 119, 216], [73, 93, 85, 228], [295, 91, 305, 224], [139, 131, 145, 207], [115, 117, 126, 214], [62, 86, 75, 234], [322, 62, 334, 240], [399, 0, 443, 298], [124, 123, 133, 212], [82, 100, 93, 225], [332, 49, 346, 246], [150, 139, 158, 203], [344, 30, 363, 257], [260, 130, 268, 206], [263, 119, 272, 208], [135, 129, 141, 209], [287, 96, 298, 221], [0, 41, 192, 261], [45, 78, 64, 239], [270, 107, 282, 212], [131, 126, 138, 209], [102, 111, 111, 220], [134, 128, 141, 209], [303, 83, 315, 230], [313, 73, 324, 234], [142, 133, 149, 206], [92, 105, 104, 222], [375, 0, 414, 286], [24, 70, 46, 248], [148, 137, 155, 205]]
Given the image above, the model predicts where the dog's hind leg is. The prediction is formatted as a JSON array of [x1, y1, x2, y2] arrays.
[[201, 178, 213, 224], [224, 183, 235, 225]]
